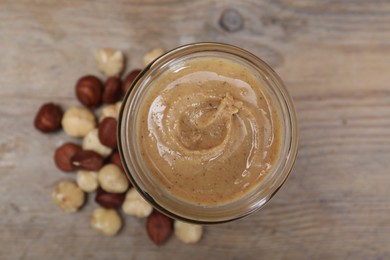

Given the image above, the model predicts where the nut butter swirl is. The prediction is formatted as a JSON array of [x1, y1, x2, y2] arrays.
[[138, 57, 280, 205]]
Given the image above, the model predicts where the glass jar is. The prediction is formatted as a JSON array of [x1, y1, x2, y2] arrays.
[[118, 42, 298, 224]]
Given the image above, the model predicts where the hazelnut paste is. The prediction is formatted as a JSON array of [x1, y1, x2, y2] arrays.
[[137, 57, 281, 205]]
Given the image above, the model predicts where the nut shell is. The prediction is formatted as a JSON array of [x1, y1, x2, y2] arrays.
[[146, 210, 173, 246], [98, 117, 118, 149], [109, 151, 124, 171], [71, 150, 104, 171], [75, 75, 103, 108], [34, 103, 63, 133], [95, 187, 125, 209], [54, 143, 82, 172], [122, 69, 141, 93], [103, 77, 122, 104]]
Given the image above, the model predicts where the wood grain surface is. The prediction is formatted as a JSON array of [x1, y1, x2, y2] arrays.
[[1, 0, 390, 259]]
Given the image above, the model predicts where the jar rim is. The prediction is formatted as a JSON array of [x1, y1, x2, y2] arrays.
[[118, 42, 299, 224]]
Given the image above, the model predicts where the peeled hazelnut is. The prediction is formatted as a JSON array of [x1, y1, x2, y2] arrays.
[[82, 129, 112, 158], [54, 143, 82, 172], [91, 207, 122, 237], [174, 221, 203, 244], [99, 104, 116, 122], [98, 117, 117, 149], [76, 170, 98, 192], [98, 164, 129, 193], [71, 150, 104, 171], [75, 75, 103, 108], [146, 210, 173, 246], [143, 48, 165, 67], [61, 107, 96, 138], [34, 103, 63, 133], [109, 151, 124, 171], [123, 69, 141, 93], [95, 187, 125, 209], [122, 188, 152, 218], [114, 101, 122, 116], [96, 48, 125, 77], [52, 181, 85, 213], [103, 77, 122, 104]]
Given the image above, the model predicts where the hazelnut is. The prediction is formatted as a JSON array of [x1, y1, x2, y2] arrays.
[[61, 107, 96, 138], [109, 151, 124, 171], [98, 117, 117, 149], [103, 77, 122, 104], [52, 181, 85, 213], [96, 48, 125, 77], [71, 150, 104, 171], [174, 221, 203, 244], [99, 104, 116, 122], [75, 75, 103, 108], [122, 188, 153, 218], [91, 207, 122, 237], [98, 164, 129, 193], [54, 143, 82, 172], [146, 210, 173, 246], [114, 101, 122, 116], [76, 170, 98, 192], [122, 69, 141, 93], [143, 48, 165, 67], [34, 103, 63, 133], [82, 128, 112, 158], [95, 187, 125, 209]]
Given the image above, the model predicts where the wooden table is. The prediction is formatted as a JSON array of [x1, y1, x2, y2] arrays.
[[1, 1, 389, 259]]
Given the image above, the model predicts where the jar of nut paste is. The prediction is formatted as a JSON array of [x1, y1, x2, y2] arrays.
[[118, 42, 298, 224]]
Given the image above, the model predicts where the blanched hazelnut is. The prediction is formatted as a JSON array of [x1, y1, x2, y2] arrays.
[[91, 207, 122, 236], [82, 129, 112, 158], [174, 221, 203, 244], [52, 181, 85, 213], [114, 101, 122, 116], [143, 48, 165, 66], [99, 104, 116, 122], [96, 48, 125, 77], [122, 188, 153, 218], [98, 164, 129, 193], [61, 107, 96, 138], [98, 102, 121, 122], [76, 170, 98, 192]]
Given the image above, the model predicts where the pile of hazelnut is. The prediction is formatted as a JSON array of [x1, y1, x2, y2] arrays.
[[34, 48, 203, 245]]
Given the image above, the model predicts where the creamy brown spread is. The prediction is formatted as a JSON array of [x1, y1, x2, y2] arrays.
[[137, 57, 281, 206]]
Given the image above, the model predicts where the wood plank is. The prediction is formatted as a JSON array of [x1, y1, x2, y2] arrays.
[[1, 0, 390, 259]]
